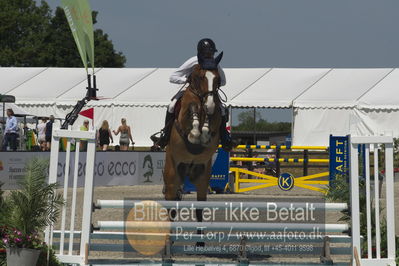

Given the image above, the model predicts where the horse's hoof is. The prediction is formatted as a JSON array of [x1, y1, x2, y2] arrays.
[[196, 241, 205, 247]]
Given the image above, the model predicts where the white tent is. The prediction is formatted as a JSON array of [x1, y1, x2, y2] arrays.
[[1, 67, 398, 146], [292, 68, 395, 145], [0, 103, 31, 117], [230, 68, 330, 108]]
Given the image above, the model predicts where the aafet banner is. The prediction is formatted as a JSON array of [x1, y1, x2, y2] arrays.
[[0, 152, 165, 189], [329, 135, 349, 182]]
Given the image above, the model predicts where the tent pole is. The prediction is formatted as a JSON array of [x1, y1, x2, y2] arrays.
[[229, 105, 233, 139], [2, 102, 5, 132], [254, 107, 256, 145]]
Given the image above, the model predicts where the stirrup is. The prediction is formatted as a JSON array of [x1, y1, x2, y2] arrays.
[[150, 134, 161, 143], [151, 130, 169, 149], [151, 130, 162, 140]]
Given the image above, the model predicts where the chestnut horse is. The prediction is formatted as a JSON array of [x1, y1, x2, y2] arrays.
[[163, 63, 222, 213]]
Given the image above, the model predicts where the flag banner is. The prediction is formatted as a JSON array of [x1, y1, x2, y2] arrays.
[[61, 0, 95, 71], [79, 108, 94, 119]]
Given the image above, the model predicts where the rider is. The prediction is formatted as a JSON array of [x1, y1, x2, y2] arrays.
[[151, 38, 233, 151]]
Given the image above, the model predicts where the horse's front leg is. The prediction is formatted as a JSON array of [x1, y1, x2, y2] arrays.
[[201, 95, 216, 145], [200, 114, 211, 145], [188, 104, 201, 144]]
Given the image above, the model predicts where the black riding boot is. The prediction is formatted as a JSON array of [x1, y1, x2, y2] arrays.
[[220, 115, 234, 152], [150, 112, 175, 149]]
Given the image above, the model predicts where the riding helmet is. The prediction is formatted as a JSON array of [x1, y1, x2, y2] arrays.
[[197, 38, 218, 55]]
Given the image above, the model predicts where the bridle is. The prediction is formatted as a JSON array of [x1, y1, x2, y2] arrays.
[[172, 67, 227, 151], [187, 72, 222, 105]]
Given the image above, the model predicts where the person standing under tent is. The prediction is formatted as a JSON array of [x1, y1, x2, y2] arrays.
[[45, 115, 55, 151], [80, 120, 89, 151], [97, 120, 113, 151], [37, 118, 47, 151], [113, 118, 134, 151], [2, 109, 18, 151]]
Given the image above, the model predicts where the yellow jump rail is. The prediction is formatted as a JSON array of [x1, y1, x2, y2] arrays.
[[233, 145, 328, 150], [218, 145, 328, 150], [230, 157, 329, 163]]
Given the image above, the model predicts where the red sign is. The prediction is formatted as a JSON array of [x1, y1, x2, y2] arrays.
[[79, 108, 94, 119]]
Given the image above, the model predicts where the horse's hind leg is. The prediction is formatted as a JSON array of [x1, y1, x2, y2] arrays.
[[163, 152, 179, 201], [194, 160, 211, 247]]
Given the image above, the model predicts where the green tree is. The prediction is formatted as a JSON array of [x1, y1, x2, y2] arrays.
[[44, 7, 126, 67], [0, 0, 52, 66], [233, 110, 291, 132], [0, 0, 126, 67]]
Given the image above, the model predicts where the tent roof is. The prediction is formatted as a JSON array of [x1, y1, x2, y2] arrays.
[[229, 68, 330, 108], [0, 103, 31, 117], [1, 67, 399, 110], [0, 67, 46, 95], [358, 68, 399, 110], [61, 68, 155, 104], [114, 69, 181, 106], [294, 68, 393, 108]]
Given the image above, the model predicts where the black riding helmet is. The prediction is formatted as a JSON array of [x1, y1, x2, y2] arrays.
[[197, 38, 217, 57], [197, 38, 223, 70]]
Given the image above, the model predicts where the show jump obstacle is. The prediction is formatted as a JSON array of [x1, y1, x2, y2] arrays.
[[46, 129, 396, 265], [230, 145, 330, 194], [44, 127, 96, 265]]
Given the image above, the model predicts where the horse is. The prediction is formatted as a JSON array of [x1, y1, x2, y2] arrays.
[[163, 60, 223, 233]]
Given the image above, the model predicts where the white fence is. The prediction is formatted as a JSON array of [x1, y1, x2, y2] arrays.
[[45, 128, 96, 265], [350, 136, 396, 266]]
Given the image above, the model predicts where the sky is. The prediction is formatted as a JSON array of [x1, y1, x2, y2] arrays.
[[43, 0, 399, 123]]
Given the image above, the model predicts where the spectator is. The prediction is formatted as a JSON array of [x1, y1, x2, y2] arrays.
[[2, 109, 18, 151], [37, 118, 47, 151], [80, 119, 89, 151], [45, 115, 55, 151], [80, 119, 89, 132], [113, 118, 134, 151], [97, 120, 113, 151]]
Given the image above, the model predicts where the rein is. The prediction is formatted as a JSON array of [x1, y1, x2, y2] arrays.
[[188, 85, 219, 104]]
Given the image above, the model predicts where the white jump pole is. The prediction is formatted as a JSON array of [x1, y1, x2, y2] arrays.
[[96, 200, 348, 212], [97, 221, 349, 233]]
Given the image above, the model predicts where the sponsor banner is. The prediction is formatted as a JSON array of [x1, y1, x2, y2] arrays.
[[183, 148, 230, 193], [329, 135, 349, 182], [0, 152, 165, 190]]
